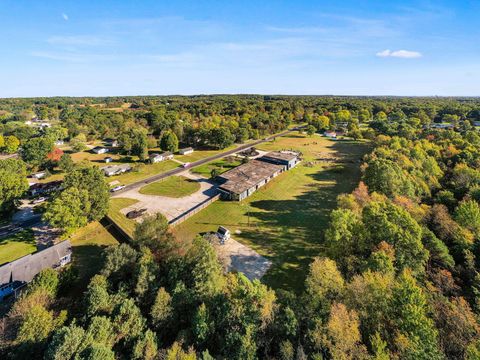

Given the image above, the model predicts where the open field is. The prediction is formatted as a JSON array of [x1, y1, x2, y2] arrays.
[[0, 229, 36, 265], [107, 198, 139, 237], [139, 175, 201, 197], [174, 134, 370, 291], [192, 156, 242, 178]]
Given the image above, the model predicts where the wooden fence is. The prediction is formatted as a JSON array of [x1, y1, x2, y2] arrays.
[[169, 194, 221, 226]]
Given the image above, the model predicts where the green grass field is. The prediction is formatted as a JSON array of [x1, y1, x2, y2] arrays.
[[174, 134, 370, 291], [69, 221, 119, 292], [107, 198, 139, 237], [175, 145, 238, 163], [0, 229, 36, 265], [139, 176, 201, 197], [192, 157, 242, 178]]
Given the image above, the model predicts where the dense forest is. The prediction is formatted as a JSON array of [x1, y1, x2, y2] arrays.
[[3, 95, 480, 359]]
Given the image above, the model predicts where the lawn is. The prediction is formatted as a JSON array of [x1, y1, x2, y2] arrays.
[[192, 157, 242, 178], [139, 176, 201, 197], [107, 198, 139, 237], [175, 145, 238, 163], [112, 160, 179, 185], [174, 134, 370, 291], [0, 229, 37, 265], [69, 221, 119, 292]]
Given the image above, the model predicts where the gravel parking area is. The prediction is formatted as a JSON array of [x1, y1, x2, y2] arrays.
[[213, 237, 272, 281], [112, 172, 218, 222]]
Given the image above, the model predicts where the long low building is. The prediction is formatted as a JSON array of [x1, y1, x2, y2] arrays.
[[217, 151, 300, 201], [0, 240, 72, 301]]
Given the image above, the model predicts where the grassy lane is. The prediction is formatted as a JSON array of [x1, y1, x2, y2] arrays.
[[139, 176, 201, 197], [0, 229, 36, 265], [174, 134, 370, 291]]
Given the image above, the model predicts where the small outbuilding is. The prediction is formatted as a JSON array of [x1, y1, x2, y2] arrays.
[[104, 157, 113, 163], [179, 147, 194, 155]]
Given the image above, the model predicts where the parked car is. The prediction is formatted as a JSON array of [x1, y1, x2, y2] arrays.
[[216, 226, 231, 244], [126, 209, 147, 219], [183, 162, 191, 168], [110, 185, 126, 192], [31, 197, 47, 204]]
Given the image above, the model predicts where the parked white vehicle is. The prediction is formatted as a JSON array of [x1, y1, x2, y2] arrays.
[[183, 162, 191, 168], [216, 226, 230, 244], [32, 197, 47, 204], [110, 185, 126, 192]]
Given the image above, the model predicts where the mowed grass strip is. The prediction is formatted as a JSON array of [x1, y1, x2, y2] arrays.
[[139, 176, 201, 197], [192, 157, 242, 178], [69, 221, 119, 293], [174, 134, 370, 291], [0, 229, 36, 265], [108, 198, 139, 237]]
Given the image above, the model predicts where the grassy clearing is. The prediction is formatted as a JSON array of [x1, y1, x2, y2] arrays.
[[139, 176, 201, 198], [174, 134, 370, 291], [0, 229, 36, 265], [192, 157, 242, 178], [108, 198, 139, 237], [69, 221, 119, 291]]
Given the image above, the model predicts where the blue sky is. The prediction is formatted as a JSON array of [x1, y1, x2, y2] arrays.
[[1, 0, 479, 97]]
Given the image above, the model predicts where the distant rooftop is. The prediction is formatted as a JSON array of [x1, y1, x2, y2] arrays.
[[262, 151, 299, 162]]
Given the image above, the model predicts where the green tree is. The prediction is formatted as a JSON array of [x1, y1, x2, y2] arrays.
[[70, 134, 87, 152], [133, 213, 180, 261], [45, 324, 86, 360], [63, 165, 109, 221], [43, 187, 90, 234], [390, 270, 442, 360], [29, 268, 59, 297], [160, 130, 179, 153], [0, 158, 29, 214], [151, 287, 173, 328], [16, 304, 55, 343], [112, 298, 146, 342], [306, 125, 316, 136], [21, 136, 54, 167], [78, 344, 115, 360], [132, 329, 158, 360], [4, 135, 20, 153], [119, 126, 149, 160], [455, 200, 480, 237], [209, 127, 235, 149], [58, 153, 74, 172]]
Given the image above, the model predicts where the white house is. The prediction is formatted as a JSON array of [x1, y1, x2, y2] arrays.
[[104, 157, 113, 163], [148, 152, 173, 163], [92, 146, 109, 154], [179, 147, 194, 155], [101, 164, 132, 177]]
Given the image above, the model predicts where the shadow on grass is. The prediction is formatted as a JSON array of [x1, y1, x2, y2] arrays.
[[237, 141, 370, 291]]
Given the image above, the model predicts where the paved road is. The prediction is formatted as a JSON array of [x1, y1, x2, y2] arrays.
[[0, 216, 42, 239], [112, 126, 304, 195]]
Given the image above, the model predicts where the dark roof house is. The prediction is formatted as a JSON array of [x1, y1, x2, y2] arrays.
[[0, 240, 72, 300]]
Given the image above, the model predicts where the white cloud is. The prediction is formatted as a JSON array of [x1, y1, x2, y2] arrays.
[[62, 13, 69, 21], [376, 49, 422, 58]]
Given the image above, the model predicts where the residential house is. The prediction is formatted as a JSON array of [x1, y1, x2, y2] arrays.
[[92, 146, 109, 154], [0, 240, 72, 301], [28, 180, 63, 197], [324, 131, 337, 138], [104, 138, 119, 147], [149, 152, 174, 163], [104, 157, 113, 163], [101, 164, 132, 177]]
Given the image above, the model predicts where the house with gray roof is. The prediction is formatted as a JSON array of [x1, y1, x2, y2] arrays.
[[0, 240, 72, 301]]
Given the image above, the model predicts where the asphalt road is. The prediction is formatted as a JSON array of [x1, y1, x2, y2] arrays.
[[112, 126, 304, 195]]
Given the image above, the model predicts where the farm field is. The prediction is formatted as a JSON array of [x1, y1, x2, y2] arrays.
[[174, 134, 370, 291], [191, 156, 242, 178], [0, 229, 36, 265], [107, 197, 139, 237], [139, 175, 201, 197]]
